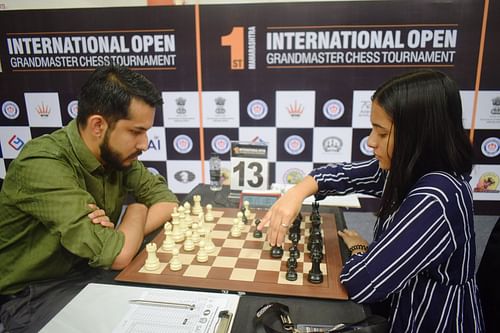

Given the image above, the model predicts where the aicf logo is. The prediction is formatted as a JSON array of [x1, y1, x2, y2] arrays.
[[173, 134, 193, 154], [67, 100, 78, 119], [8, 134, 25, 151], [481, 137, 500, 158], [2, 101, 20, 119], [247, 99, 268, 120], [322, 99, 344, 120], [284, 135, 305, 155], [283, 168, 305, 185], [211, 134, 231, 154], [360, 136, 374, 156], [174, 170, 196, 183], [323, 136, 343, 153]]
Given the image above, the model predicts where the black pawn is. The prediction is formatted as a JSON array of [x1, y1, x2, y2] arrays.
[[241, 207, 248, 224], [286, 266, 298, 281], [289, 243, 300, 259], [270, 246, 284, 258], [253, 219, 262, 238], [287, 256, 297, 269]]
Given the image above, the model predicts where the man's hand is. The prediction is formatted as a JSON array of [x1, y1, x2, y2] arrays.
[[88, 203, 115, 229]]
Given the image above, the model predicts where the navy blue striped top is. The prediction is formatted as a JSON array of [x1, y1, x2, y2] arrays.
[[310, 158, 484, 332]]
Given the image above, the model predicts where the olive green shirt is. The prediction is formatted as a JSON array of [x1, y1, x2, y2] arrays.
[[0, 120, 177, 294]]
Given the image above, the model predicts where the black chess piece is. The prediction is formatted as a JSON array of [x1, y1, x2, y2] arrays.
[[307, 247, 324, 284], [289, 243, 299, 259], [286, 266, 298, 281], [287, 256, 297, 269], [241, 207, 248, 224], [270, 246, 284, 258], [253, 219, 263, 238]]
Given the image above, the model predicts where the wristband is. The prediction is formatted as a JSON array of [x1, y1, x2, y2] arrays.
[[348, 244, 368, 254]]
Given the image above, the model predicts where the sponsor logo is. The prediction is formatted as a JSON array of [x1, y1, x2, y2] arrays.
[[247, 99, 268, 120], [8, 134, 25, 150], [360, 136, 374, 156], [481, 137, 500, 158], [287, 100, 304, 118], [211, 134, 231, 154], [147, 167, 160, 176], [323, 136, 342, 152], [67, 100, 78, 119], [2, 101, 20, 119], [491, 97, 500, 115], [283, 168, 305, 184], [214, 97, 226, 114], [175, 97, 187, 114], [322, 99, 344, 120], [173, 134, 193, 154], [474, 172, 499, 193], [174, 170, 196, 183], [147, 136, 161, 151], [36, 102, 50, 117], [284, 135, 305, 155]]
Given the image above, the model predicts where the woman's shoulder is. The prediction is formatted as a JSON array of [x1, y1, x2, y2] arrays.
[[410, 171, 471, 202]]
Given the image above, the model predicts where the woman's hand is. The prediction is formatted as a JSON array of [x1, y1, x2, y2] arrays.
[[87, 203, 115, 229], [338, 229, 369, 254]]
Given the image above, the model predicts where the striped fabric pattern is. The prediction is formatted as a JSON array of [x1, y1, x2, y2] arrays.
[[310, 159, 484, 332]]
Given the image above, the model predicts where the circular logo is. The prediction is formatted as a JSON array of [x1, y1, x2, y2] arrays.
[[67, 100, 78, 119], [173, 134, 193, 154], [2, 101, 20, 120], [322, 99, 344, 120], [283, 168, 305, 185], [174, 170, 196, 183], [211, 134, 231, 154], [360, 136, 374, 156], [147, 167, 160, 176], [481, 137, 500, 158], [247, 99, 268, 120], [284, 135, 305, 155]]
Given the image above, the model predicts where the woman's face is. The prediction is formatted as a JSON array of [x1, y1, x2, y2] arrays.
[[368, 100, 394, 170]]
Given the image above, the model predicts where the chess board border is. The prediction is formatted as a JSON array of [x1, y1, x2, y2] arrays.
[[116, 208, 348, 300]]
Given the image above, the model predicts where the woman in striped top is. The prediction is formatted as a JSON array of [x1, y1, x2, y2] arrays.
[[259, 70, 484, 332]]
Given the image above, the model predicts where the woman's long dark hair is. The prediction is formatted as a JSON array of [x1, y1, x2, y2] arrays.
[[373, 69, 473, 218]]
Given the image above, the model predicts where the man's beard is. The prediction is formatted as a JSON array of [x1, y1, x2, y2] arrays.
[[99, 131, 141, 171]]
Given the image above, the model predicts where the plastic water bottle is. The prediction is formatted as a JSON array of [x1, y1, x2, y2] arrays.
[[209, 153, 222, 191]]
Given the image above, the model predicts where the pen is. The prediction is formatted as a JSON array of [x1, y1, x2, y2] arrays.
[[129, 299, 195, 310], [215, 310, 233, 333]]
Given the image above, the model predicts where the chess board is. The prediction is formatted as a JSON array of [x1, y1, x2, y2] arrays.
[[116, 207, 348, 300]]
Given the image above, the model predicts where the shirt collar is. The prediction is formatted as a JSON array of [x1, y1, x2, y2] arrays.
[[66, 119, 104, 173]]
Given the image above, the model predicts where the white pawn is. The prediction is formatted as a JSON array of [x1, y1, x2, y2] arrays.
[[192, 195, 203, 215], [205, 204, 214, 222], [196, 240, 208, 263], [169, 248, 182, 271], [231, 218, 241, 237], [144, 243, 160, 271], [162, 222, 175, 251], [183, 202, 193, 227], [244, 200, 251, 218], [204, 228, 216, 254], [183, 230, 195, 251], [191, 223, 201, 244], [183, 201, 191, 215]]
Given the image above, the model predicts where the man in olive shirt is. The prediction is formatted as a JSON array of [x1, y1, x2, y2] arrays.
[[0, 66, 178, 332]]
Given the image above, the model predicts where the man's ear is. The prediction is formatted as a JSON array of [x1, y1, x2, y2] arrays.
[[87, 115, 108, 138]]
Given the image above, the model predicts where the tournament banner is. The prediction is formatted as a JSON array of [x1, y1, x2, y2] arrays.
[[0, 1, 498, 214]]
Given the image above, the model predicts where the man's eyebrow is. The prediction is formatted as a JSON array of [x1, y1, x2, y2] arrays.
[[132, 126, 149, 131]]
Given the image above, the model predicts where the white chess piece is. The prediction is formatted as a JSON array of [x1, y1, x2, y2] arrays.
[[237, 211, 245, 231], [183, 202, 193, 227], [171, 211, 184, 243], [144, 243, 160, 271], [191, 223, 201, 244], [183, 201, 191, 215], [196, 240, 208, 263], [192, 195, 203, 215], [197, 212, 207, 235], [204, 227, 216, 254], [169, 248, 182, 271], [183, 230, 195, 251], [162, 222, 175, 251], [205, 204, 214, 222], [230, 218, 241, 237], [244, 200, 251, 218]]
